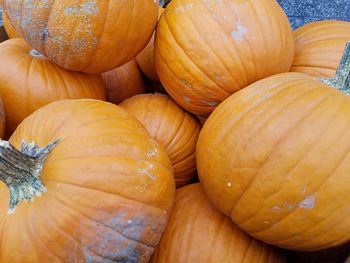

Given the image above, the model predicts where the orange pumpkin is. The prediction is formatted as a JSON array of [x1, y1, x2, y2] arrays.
[[155, 0, 294, 117], [197, 43, 350, 251], [151, 184, 285, 262], [2, 10, 19, 39], [0, 99, 5, 138], [102, 60, 146, 105], [120, 94, 201, 187], [0, 38, 106, 137], [291, 20, 350, 78], [0, 99, 175, 262], [136, 7, 165, 82], [2, 0, 159, 73]]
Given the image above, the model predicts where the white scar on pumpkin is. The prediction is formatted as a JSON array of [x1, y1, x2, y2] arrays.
[[231, 18, 248, 41]]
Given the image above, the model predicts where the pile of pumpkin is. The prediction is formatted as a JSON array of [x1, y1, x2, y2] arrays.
[[0, 0, 349, 262]]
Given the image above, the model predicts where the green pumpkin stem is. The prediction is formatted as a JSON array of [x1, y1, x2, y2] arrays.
[[0, 139, 59, 214], [319, 42, 350, 94]]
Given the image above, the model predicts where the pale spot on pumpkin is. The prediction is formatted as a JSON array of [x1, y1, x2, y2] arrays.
[[183, 96, 191, 103], [231, 19, 247, 41], [64, 1, 99, 15], [137, 163, 156, 181], [146, 148, 158, 158], [299, 195, 316, 209], [227, 182, 232, 187]]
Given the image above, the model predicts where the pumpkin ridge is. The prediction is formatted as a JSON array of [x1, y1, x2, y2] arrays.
[[156, 47, 215, 107], [51, 193, 155, 249], [183, 0, 244, 92], [238, 95, 347, 229], [38, 196, 107, 261], [162, 14, 232, 98], [230, 91, 337, 216], [46, 180, 168, 214], [27, 206, 65, 262]]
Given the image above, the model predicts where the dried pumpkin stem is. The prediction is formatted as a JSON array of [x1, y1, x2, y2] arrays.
[[319, 42, 350, 95], [0, 139, 59, 214]]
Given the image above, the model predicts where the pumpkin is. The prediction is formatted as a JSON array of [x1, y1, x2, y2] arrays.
[[2, 10, 19, 39], [102, 59, 146, 105], [0, 38, 106, 137], [0, 99, 5, 138], [0, 99, 175, 262], [291, 20, 350, 78], [287, 241, 350, 263], [155, 0, 294, 117], [151, 184, 285, 262], [120, 94, 201, 187], [197, 43, 350, 251], [136, 7, 165, 82], [2, 0, 159, 73]]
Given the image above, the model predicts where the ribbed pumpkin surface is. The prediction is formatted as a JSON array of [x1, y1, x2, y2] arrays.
[[197, 72, 350, 251], [2, 0, 158, 73], [155, 0, 294, 116], [102, 60, 146, 105], [0, 38, 106, 137], [151, 184, 285, 263], [0, 99, 175, 262], [291, 20, 350, 78], [121, 94, 201, 187], [2, 11, 19, 39]]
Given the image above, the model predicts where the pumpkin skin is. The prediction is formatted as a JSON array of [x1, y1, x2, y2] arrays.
[[136, 7, 165, 82], [0, 38, 106, 137], [291, 20, 350, 78], [197, 72, 350, 251], [151, 184, 285, 263], [155, 0, 294, 117], [0, 99, 5, 138], [2, 11, 19, 39], [0, 99, 175, 262], [120, 94, 201, 187], [2, 0, 159, 73], [102, 59, 146, 105]]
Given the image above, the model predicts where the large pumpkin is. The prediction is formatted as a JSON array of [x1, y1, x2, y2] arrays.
[[197, 43, 350, 251], [291, 20, 350, 78], [120, 94, 201, 187], [155, 0, 294, 117], [1, 0, 159, 73], [2, 10, 19, 39], [151, 184, 285, 262], [0, 38, 106, 137], [0, 99, 175, 262], [136, 7, 165, 82], [102, 59, 146, 105]]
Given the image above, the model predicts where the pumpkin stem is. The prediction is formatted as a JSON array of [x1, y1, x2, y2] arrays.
[[319, 42, 350, 95], [0, 139, 59, 214]]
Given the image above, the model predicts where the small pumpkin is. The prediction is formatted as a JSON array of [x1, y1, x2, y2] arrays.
[[2, 10, 19, 39], [151, 184, 286, 262], [136, 7, 165, 82], [2, 0, 159, 73], [121, 94, 201, 187], [155, 0, 294, 117], [0, 38, 106, 137], [291, 20, 350, 78], [197, 43, 350, 251], [0, 99, 175, 262], [102, 59, 146, 105]]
